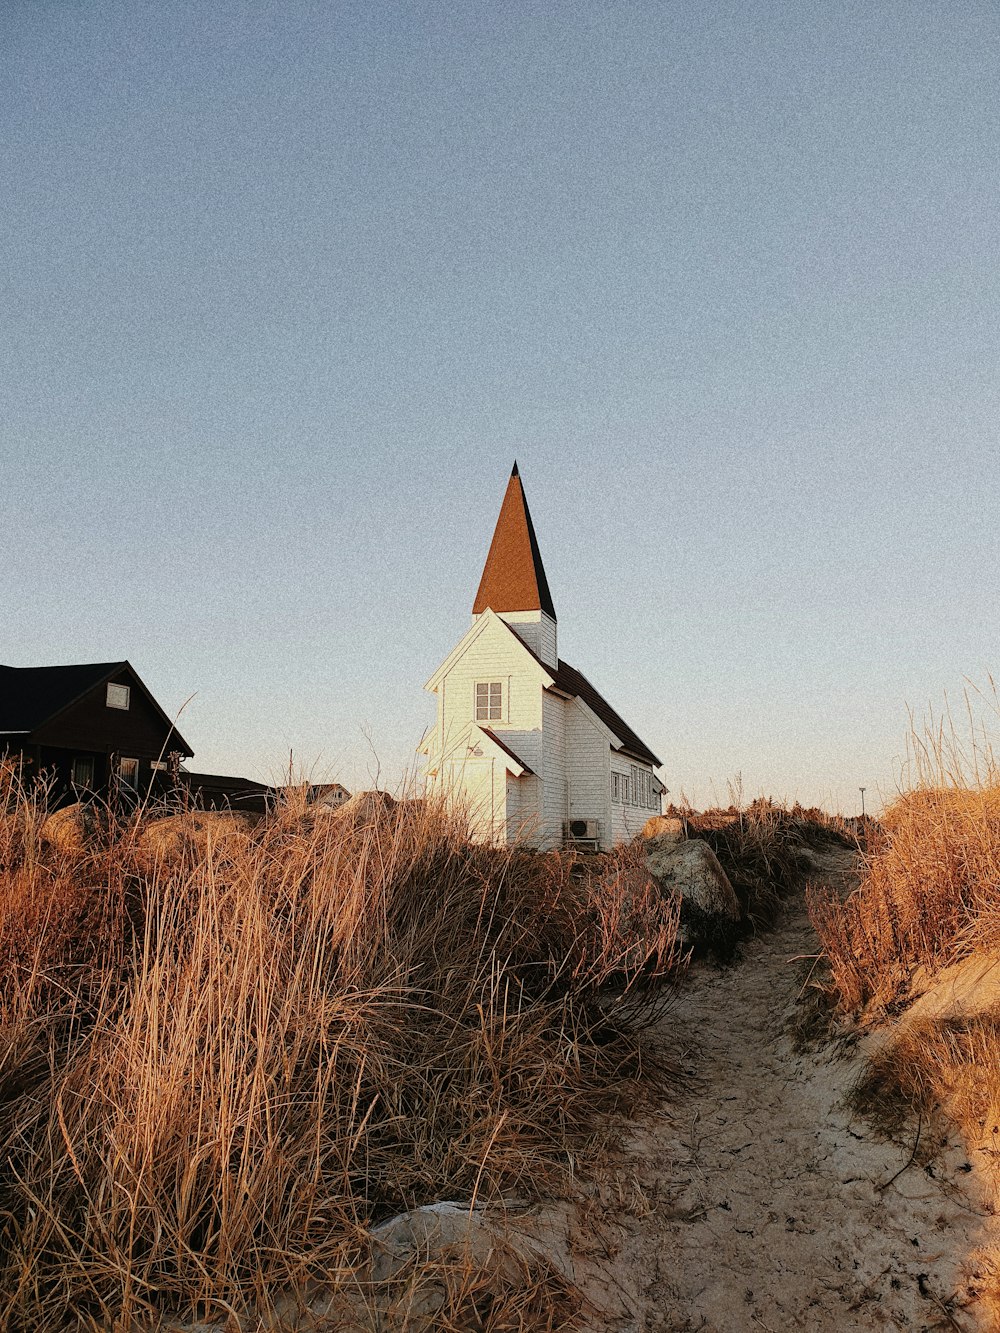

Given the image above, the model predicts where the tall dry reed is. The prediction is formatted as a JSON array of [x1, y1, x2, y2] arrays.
[[808, 688, 1000, 1015], [0, 765, 680, 1330]]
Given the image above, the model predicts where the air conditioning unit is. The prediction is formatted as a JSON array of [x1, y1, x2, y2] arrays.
[[564, 819, 600, 843]]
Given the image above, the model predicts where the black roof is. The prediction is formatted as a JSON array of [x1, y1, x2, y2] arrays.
[[182, 771, 271, 794], [0, 662, 124, 732], [552, 659, 662, 768], [0, 661, 193, 755], [500, 631, 661, 767]]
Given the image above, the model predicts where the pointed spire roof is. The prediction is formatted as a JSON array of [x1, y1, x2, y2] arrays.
[[473, 462, 556, 620]]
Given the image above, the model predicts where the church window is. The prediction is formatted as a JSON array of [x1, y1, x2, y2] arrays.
[[475, 681, 503, 722]]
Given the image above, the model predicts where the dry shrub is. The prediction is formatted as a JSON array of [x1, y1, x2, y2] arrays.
[[853, 1011, 1000, 1154], [809, 780, 1000, 1016], [357, 1243, 583, 1333], [810, 686, 1000, 1315], [683, 799, 830, 933], [809, 686, 1000, 1016], [0, 778, 680, 1331]]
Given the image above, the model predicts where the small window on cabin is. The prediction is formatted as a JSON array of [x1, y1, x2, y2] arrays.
[[610, 772, 620, 802], [71, 756, 95, 789], [106, 683, 130, 710], [475, 681, 503, 722], [118, 757, 139, 790]]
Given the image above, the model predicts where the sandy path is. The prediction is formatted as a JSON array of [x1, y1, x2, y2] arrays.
[[551, 847, 998, 1332]]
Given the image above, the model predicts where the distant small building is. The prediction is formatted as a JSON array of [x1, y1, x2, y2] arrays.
[[306, 782, 352, 808], [420, 464, 664, 850], [0, 660, 193, 804]]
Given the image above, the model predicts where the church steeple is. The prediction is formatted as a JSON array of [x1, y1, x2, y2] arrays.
[[473, 462, 556, 620]]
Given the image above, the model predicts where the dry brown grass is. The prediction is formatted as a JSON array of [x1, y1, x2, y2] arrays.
[[0, 761, 680, 1331], [671, 797, 853, 935], [808, 698, 1000, 1018], [852, 1011, 1000, 1158], [808, 688, 1000, 1313]]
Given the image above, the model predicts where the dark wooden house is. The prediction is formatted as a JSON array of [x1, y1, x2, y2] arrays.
[[180, 771, 273, 814], [0, 660, 193, 804]]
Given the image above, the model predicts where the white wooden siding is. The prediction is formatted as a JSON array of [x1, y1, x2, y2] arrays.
[[427, 611, 661, 851], [565, 698, 612, 847], [429, 615, 545, 841], [438, 755, 509, 843], [438, 617, 544, 777], [609, 755, 660, 844], [492, 610, 558, 668], [540, 691, 567, 848]]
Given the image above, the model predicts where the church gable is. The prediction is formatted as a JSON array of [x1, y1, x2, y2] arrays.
[[426, 610, 549, 756]]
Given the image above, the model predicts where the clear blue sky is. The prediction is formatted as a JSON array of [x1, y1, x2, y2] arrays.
[[3, 1, 998, 813]]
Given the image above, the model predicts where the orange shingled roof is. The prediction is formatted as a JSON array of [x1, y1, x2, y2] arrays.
[[472, 463, 556, 619]]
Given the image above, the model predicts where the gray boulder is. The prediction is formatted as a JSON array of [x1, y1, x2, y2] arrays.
[[644, 834, 741, 956]]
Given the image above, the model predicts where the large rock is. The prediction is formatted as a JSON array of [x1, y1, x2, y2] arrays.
[[644, 834, 741, 956]]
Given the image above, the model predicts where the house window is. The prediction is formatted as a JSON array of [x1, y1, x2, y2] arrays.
[[118, 757, 139, 790], [475, 681, 503, 722], [71, 756, 95, 789], [106, 683, 130, 710], [611, 772, 620, 802]]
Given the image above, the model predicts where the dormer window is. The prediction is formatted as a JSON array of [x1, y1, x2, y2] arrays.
[[106, 683, 130, 710], [475, 681, 503, 722]]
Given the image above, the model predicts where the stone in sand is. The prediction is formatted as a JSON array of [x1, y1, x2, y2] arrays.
[[644, 833, 741, 954]]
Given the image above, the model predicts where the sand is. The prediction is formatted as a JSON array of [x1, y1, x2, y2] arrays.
[[523, 845, 1000, 1332]]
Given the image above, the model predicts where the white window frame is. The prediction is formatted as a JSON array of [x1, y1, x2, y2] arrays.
[[118, 757, 140, 790], [611, 771, 620, 802], [474, 680, 503, 723], [106, 683, 131, 710]]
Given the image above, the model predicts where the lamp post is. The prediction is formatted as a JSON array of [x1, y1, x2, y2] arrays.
[[859, 787, 866, 818]]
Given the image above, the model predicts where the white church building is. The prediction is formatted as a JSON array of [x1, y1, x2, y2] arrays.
[[421, 464, 664, 849]]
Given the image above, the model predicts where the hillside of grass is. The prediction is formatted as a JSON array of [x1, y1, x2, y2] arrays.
[[0, 769, 683, 1332], [807, 701, 1000, 1319]]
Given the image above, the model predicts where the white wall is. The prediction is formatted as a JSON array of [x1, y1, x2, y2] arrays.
[[609, 755, 661, 844], [430, 616, 547, 842], [492, 610, 558, 668], [565, 699, 612, 847], [437, 755, 508, 843], [438, 617, 544, 779], [540, 691, 567, 848]]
